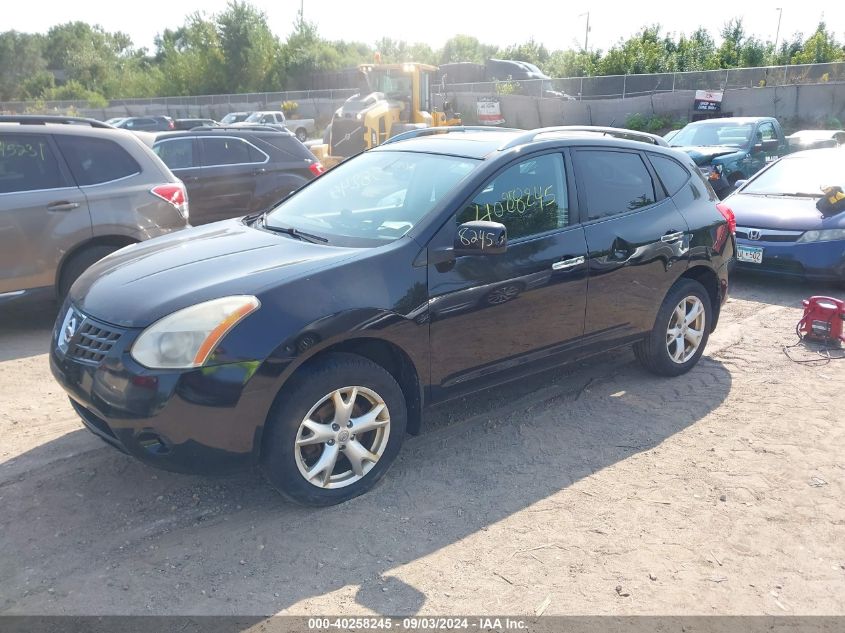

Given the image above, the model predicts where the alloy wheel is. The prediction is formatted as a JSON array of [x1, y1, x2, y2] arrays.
[[294, 386, 391, 489], [666, 296, 706, 364]]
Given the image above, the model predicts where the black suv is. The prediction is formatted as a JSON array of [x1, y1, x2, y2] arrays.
[[151, 126, 323, 225], [112, 116, 175, 132], [51, 126, 735, 506]]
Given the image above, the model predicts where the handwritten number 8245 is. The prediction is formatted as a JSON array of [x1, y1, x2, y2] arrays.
[[458, 227, 496, 249]]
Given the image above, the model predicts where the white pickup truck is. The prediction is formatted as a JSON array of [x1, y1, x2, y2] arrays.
[[242, 111, 315, 142]]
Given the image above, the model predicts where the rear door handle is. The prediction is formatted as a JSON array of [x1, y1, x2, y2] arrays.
[[552, 255, 585, 271], [660, 231, 685, 244], [47, 201, 80, 212]]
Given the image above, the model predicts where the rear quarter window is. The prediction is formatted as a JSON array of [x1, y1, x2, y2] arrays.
[[649, 154, 691, 196], [256, 134, 314, 160], [54, 136, 141, 186], [575, 150, 656, 220]]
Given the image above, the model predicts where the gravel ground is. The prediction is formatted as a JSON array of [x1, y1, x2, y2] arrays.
[[1, 272, 844, 616]]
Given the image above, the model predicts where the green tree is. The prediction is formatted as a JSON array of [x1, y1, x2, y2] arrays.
[[497, 39, 551, 68], [0, 31, 47, 100], [791, 22, 844, 64], [439, 35, 495, 64], [217, 1, 280, 92]]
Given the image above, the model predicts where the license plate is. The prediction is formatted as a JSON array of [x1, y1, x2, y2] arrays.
[[737, 244, 764, 264]]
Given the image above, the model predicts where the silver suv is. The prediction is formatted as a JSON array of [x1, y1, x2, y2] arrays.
[[0, 116, 189, 302]]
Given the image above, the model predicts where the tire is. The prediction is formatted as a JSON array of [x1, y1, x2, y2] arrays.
[[58, 245, 121, 300], [295, 127, 307, 142], [261, 352, 407, 506], [633, 279, 712, 377]]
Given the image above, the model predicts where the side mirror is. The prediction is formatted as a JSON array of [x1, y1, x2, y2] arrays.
[[454, 221, 507, 256], [762, 139, 780, 152], [733, 179, 748, 189]]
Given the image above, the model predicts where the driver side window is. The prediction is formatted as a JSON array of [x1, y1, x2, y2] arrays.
[[456, 153, 568, 240]]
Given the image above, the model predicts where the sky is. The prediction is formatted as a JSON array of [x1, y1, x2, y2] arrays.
[[4, 0, 842, 54]]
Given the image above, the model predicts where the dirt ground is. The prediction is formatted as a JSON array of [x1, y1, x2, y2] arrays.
[[1, 273, 844, 617]]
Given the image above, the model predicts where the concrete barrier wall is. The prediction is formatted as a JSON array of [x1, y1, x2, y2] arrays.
[[454, 82, 845, 129], [65, 81, 844, 131]]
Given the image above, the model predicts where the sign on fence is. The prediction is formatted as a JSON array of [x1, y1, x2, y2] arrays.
[[694, 90, 723, 112], [477, 97, 505, 125]]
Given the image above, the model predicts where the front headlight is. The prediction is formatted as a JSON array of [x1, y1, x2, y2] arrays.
[[131, 296, 261, 369], [797, 228, 845, 243]]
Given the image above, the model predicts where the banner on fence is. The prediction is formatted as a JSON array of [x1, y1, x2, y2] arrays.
[[477, 97, 505, 125], [694, 90, 724, 112]]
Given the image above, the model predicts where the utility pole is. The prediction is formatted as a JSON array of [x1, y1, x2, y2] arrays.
[[773, 7, 783, 62], [299, 0, 304, 25], [579, 12, 591, 52]]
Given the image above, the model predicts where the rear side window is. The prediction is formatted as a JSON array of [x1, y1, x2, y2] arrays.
[[649, 154, 691, 196], [0, 134, 67, 193], [200, 137, 264, 166], [257, 134, 313, 160], [456, 153, 569, 240], [54, 136, 141, 186], [576, 150, 656, 220], [154, 138, 197, 170]]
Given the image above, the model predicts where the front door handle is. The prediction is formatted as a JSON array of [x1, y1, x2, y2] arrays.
[[552, 255, 585, 271], [253, 167, 267, 175], [47, 201, 80, 212], [660, 231, 685, 244]]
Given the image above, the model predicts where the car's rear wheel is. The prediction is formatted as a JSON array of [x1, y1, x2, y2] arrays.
[[634, 278, 712, 377], [261, 353, 406, 506], [58, 245, 123, 300]]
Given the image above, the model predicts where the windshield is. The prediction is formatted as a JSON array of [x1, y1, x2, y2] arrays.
[[670, 122, 754, 148], [265, 150, 479, 246], [369, 70, 412, 97], [245, 112, 270, 123], [221, 113, 248, 124], [744, 153, 845, 196]]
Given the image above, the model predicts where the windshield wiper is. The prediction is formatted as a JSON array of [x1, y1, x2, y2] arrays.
[[261, 217, 328, 243], [776, 192, 823, 198]]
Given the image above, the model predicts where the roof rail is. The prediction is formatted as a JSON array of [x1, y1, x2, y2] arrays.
[[187, 124, 291, 134], [381, 125, 521, 146], [499, 126, 668, 149], [0, 115, 114, 129]]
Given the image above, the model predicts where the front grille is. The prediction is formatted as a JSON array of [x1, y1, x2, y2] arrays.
[[67, 318, 123, 364], [330, 118, 365, 158], [736, 227, 804, 243]]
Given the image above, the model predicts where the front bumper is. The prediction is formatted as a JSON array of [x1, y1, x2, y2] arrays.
[[49, 308, 267, 474], [735, 237, 845, 281]]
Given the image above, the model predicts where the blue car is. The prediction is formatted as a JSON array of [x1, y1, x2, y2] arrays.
[[724, 148, 845, 283]]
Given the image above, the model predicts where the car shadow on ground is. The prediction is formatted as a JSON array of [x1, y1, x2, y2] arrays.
[[0, 300, 57, 362], [1, 344, 733, 616], [729, 270, 842, 308]]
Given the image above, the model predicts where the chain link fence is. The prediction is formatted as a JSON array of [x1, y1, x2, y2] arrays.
[[1, 62, 843, 115], [448, 62, 845, 100]]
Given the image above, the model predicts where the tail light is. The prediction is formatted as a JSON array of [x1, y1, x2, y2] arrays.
[[716, 202, 736, 234], [308, 162, 325, 177], [151, 183, 189, 221]]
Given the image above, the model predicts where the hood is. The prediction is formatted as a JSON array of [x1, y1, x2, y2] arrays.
[[726, 193, 844, 231], [72, 220, 355, 328], [673, 146, 743, 166]]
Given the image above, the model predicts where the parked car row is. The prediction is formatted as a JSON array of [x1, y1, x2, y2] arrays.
[[0, 115, 322, 303], [107, 111, 317, 142]]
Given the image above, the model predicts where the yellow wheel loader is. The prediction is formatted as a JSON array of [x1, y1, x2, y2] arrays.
[[310, 63, 461, 169]]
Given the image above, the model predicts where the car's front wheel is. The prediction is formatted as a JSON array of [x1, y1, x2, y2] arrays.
[[634, 278, 712, 377], [261, 353, 406, 506]]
